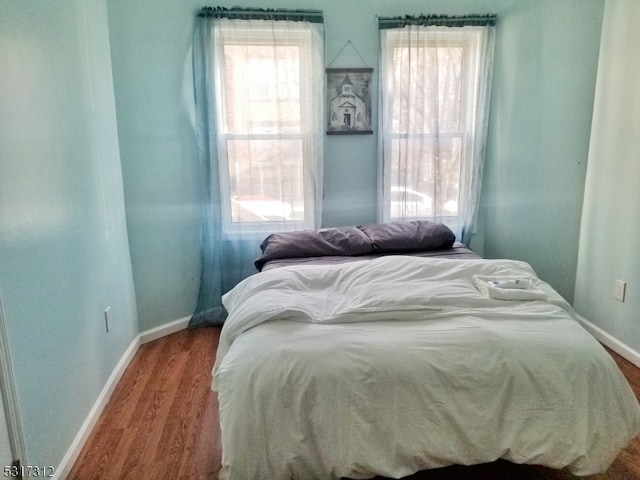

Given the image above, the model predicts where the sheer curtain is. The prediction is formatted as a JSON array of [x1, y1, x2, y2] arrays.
[[378, 15, 495, 244], [190, 8, 324, 327]]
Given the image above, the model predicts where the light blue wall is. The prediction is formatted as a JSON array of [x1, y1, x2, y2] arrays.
[[107, 0, 603, 326], [0, 0, 138, 469], [106, 1, 203, 332], [481, 0, 604, 303], [574, 0, 640, 351]]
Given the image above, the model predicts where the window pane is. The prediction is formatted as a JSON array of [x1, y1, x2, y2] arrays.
[[390, 46, 463, 134], [389, 137, 462, 218], [223, 45, 301, 135], [381, 26, 494, 240], [227, 139, 305, 223]]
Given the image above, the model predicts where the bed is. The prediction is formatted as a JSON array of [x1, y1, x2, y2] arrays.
[[212, 220, 640, 480]]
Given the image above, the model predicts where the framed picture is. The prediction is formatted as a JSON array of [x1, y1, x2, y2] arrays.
[[326, 68, 373, 135]]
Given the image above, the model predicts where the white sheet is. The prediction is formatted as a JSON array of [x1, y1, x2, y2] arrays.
[[213, 256, 640, 480]]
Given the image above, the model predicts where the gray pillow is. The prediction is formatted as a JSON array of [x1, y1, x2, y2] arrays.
[[255, 226, 374, 271], [358, 220, 455, 253]]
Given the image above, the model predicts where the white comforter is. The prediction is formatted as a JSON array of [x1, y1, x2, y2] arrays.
[[213, 256, 640, 480]]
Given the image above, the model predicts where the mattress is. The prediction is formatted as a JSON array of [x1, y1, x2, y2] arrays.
[[213, 255, 640, 480]]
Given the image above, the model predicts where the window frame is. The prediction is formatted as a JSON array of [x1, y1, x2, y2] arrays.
[[379, 26, 487, 231], [212, 22, 320, 234]]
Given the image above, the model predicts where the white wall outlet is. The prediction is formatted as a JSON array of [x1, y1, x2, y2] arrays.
[[104, 306, 112, 332], [614, 280, 627, 302]]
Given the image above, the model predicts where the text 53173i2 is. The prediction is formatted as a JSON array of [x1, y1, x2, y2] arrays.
[[3, 465, 54, 478]]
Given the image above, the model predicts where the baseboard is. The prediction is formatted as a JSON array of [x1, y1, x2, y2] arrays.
[[576, 313, 640, 368], [139, 315, 191, 345], [54, 316, 191, 479]]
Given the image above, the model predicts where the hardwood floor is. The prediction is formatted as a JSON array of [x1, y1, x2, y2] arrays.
[[68, 327, 220, 480], [68, 326, 640, 480]]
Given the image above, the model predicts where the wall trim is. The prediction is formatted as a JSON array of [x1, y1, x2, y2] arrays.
[[54, 316, 190, 479], [576, 313, 640, 368], [139, 315, 191, 345]]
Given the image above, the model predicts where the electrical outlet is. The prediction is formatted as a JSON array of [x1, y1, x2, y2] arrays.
[[614, 280, 626, 302], [104, 306, 112, 332]]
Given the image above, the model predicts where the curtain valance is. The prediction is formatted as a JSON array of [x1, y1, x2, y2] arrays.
[[197, 6, 323, 23], [378, 14, 496, 29]]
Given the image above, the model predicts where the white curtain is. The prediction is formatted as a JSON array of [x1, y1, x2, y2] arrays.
[[379, 17, 495, 244], [210, 17, 324, 234], [191, 9, 324, 327]]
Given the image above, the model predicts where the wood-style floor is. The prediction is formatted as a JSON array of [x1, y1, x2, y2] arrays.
[[68, 326, 640, 480], [68, 327, 221, 480]]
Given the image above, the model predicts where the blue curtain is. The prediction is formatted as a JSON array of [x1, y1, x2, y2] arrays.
[[189, 16, 261, 327], [189, 9, 324, 327]]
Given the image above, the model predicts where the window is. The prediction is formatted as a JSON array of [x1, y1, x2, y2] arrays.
[[379, 18, 495, 242], [212, 20, 323, 232]]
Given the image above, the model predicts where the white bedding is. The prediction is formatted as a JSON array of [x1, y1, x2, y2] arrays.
[[213, 256, 640, 480]]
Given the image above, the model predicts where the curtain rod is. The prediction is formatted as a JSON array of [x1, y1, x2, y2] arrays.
[[198, 6, 323, 23], [378, 14, 496, 29]]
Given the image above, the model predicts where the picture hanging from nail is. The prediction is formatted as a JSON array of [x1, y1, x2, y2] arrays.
[[326, 68, 373, 135]]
